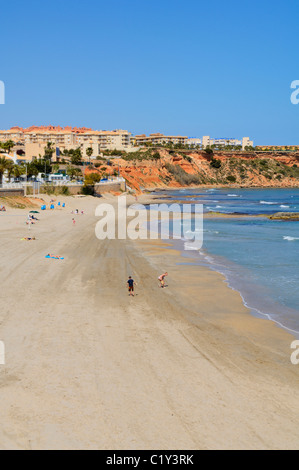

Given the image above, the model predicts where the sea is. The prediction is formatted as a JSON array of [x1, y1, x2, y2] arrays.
[[154, 188, 299, 336]]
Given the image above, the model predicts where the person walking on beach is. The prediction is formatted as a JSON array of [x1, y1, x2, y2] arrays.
[[127, 276, 136, 296], [158, 272, 168, 288], [72, 218, 76, 226]]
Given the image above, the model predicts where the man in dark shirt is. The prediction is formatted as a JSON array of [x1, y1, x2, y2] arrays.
[[127, 276, 136, 296]]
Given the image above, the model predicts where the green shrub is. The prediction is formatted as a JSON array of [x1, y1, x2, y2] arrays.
[[226, 175, 236, 183], [122, 150, 160, 162], [210, 158, 222, 169], [85, 172, 102, 185]]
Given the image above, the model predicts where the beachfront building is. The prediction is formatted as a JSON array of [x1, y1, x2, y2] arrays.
[[202, 135, 253, 150], [134, 133, 188, 146], [0, 126, 24, 144], [241, 137, 254, 149], [0, 126, 134, 161], [187, 137, 202, 147], [76, 129, 132, 155]]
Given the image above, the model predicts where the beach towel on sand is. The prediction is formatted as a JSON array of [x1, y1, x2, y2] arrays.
[[45, 255, 64, 260]]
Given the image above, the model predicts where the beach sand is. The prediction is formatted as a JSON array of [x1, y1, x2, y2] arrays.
[[0, 194, 298, 450]]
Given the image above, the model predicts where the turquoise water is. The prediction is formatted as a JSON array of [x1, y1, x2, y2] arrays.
[[158, 188, 299, 335]]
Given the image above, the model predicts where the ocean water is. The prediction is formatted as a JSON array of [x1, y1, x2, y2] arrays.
[[156, 188, 299, 335]]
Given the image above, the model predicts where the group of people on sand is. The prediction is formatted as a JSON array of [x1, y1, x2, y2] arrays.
[[127, 272, 168, 297], [0, 205, 6, 212], [71, 209, 84, 215], [26, 213, 39, 226], [71, 209, 85, 226]]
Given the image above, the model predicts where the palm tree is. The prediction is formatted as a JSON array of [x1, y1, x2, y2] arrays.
[[2, 140, 15, 154], [44, 141, 55, 163], [67, 166, 82, 181], [5, 160, 15, 181], [11, 164, 25, 181], [86, 147, 93, 163], [0, 157, 13, 184], [52, 164, 60, 174]]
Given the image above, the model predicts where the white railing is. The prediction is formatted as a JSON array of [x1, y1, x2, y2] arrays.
[[0, 183, 24, 189], [96, 177, 125, 185], [0, 176, 125, 189]]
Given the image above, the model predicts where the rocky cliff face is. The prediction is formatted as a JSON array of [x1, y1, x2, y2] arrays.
[[94, 150, 299, 193]]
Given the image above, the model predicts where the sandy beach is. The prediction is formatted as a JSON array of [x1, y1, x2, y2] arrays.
[[0, 193, 298, 450]]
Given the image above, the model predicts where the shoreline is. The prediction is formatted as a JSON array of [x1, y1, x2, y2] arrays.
[[145, 185, 299, 192], [170, 240, 299, 339], [132, 189, 299, 337]]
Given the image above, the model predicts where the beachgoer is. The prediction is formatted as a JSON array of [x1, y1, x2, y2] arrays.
[[72, 218, 76, 225], [127, 276, 136, 296], [158, 272, 168, 288], [47, 254, 63, 259]]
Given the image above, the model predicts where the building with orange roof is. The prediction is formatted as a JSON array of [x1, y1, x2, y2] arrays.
[[0, 126, 134, 161]]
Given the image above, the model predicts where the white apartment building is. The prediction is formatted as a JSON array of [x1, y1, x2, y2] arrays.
[[134, 133, 188, 146], [77, 130, 132, 155], [202, 136, 253, 150], [187, 137, 202, 147]]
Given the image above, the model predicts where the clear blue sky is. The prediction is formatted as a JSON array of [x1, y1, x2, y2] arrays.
[[0, 0, 298, 145]]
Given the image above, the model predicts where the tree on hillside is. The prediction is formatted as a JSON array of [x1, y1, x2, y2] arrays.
[[204, 147, 214, 155]]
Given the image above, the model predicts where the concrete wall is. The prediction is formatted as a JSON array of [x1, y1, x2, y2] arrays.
[[0, 188, 24, 197], [94, 181, 126, 195], [35, 181, 126, 196]]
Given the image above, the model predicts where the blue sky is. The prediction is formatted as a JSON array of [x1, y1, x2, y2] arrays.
[[0, 0, 298, 144]]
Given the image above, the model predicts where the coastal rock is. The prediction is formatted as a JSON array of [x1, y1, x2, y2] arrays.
[[269, 212, 299, 221]]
